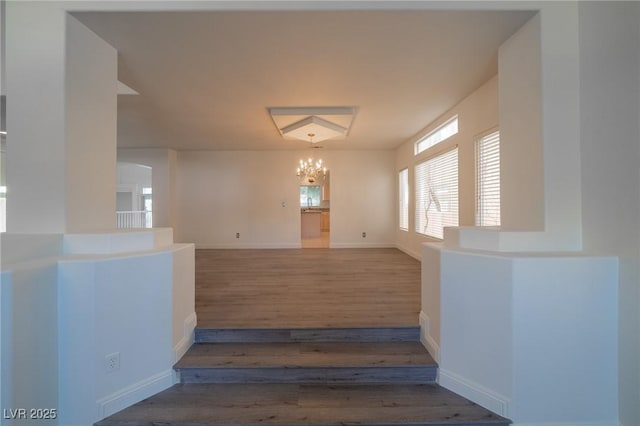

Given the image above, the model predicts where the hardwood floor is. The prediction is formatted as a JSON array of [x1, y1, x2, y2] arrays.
[[174, 341, 438, 384], [95, 249, 511, 426], [195, 248, 421, 328], [301, 230, 330, 248], [96, 383, 510, 426]]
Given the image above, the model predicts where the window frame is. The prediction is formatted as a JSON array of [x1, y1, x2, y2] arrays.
[[398, 168, 409, 231], [299, 185, 322, 207], [414, 115, 459, 156]]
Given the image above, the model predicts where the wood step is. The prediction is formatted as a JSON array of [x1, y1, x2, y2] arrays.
[[195, 326, 420, 343], [175, 342, 437, 384], [95, 383, 511, 426]]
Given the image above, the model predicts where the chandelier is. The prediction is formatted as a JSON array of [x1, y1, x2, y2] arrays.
[[296, 133, 327, 183], [297, 157, 327, 183]]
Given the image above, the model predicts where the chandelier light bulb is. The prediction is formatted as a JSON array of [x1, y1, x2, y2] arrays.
[[296, 156, 328, 180]]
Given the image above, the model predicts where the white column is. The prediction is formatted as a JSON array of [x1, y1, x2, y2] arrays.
[[65, 15, 118, 232], [498, 14, 544, 232], [496, 3, 582, 251], [6, 2, 67, 233], [6, 3, 117, 234]]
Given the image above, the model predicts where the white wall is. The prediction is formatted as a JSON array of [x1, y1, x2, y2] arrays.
[[117, 163, 152, 188], [437, 248, 618, 424], [498, 14, 544, 232], [172, 244, 196, 362], [577, 3, 640, 425], [420, 243, 441, 362], [176, 150, 395, 248], [396, 76, 499, 259], [6, 2, 68, 232], [452, 4, 584, 253], [491, 3, 582, 252], [0, 234, 63, 426], [326, 151, 395, 248], [1, 260, 60, 426], [1, 231, 195, 426], [6, 5, 117, 234], [3, 4, 195, 425], [58, 249, 175, 425], [419, 4, 640, 426], [65, 15, 117, 232]]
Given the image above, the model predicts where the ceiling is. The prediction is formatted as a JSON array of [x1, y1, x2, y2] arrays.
[[74, 10, 533, 151]]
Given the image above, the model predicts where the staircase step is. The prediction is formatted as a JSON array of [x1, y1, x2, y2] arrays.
[[175, 342, 437, 384], [195, 326, 421, 343], [95, 383, 510, 426]]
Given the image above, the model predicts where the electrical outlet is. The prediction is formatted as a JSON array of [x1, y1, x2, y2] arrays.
[[362, 232, 367, 238], [105, 352, 120, 373], [236, 232, 240, 239]]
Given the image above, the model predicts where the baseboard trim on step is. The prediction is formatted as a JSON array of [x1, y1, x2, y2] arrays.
[[329, 242, 396, 249], [196, 243, 302, 249], [419, 311, 440, 363], [178, 365, 438, 384], [439, 368, 510, 418], [196, 326, 420, 343], [96, 369, 174, 420], [513, 422, 620, 426], [174, 312, 197, 363], [396, 244, 421, 261]]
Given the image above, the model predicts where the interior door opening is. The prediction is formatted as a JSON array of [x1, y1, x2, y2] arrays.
[[300, 172, 330, 248]]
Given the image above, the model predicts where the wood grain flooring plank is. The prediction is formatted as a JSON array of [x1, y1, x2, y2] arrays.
[[195, 327, 421, 343], [175, 342, 435, 368], [178, 366, 437, 384], [95, 384, 510, 426], [195, 248, 421, 328]]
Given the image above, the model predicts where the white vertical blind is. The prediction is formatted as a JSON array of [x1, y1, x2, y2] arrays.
[[415, 148, 458, 239], [476, 131, 501, 226], [399, 168, 409, 230]]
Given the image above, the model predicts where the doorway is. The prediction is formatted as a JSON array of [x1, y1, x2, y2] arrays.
[[300, 172, 330, 248], [116, 162, 153, 229]]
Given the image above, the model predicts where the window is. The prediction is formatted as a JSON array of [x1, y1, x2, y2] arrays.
[[300, 186, 321, 207], [476, 130, 500, 226], [415, 148, 458, 239], [399, 168, 409, 231], [415, 115, 458, 155]]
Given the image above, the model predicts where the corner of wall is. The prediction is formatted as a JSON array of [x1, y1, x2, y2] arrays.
[[96, 369, 175, 421], [419, 310, 440, 364], [174, 312, 196, 363], [438, 368, 511, 418]]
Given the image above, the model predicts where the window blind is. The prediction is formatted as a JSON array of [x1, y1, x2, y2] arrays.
[[476, 130, 500, 226], [415, 148, 458, 239], [399, 168, 409, 231]]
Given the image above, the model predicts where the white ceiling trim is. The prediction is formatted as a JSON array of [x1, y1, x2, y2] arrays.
[[269, 107, 356, 144]]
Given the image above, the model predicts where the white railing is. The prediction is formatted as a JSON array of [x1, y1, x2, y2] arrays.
[[116, 211, 152, 229]]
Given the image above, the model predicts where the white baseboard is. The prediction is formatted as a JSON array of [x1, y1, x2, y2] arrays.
[[96, 369, 174, 419], [419, 311, 440, 363], [439, 368, 510, 418], [195, 243, 302, 249], [514, 422, 620, 426], [329, 242, 395, 249], [174, 311, 197, 363], [396, 244, 421, 260]]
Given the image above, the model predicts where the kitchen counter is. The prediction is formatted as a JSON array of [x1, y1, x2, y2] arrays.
[[300, 208, 330, 212], [301, 210, 322, 238]]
